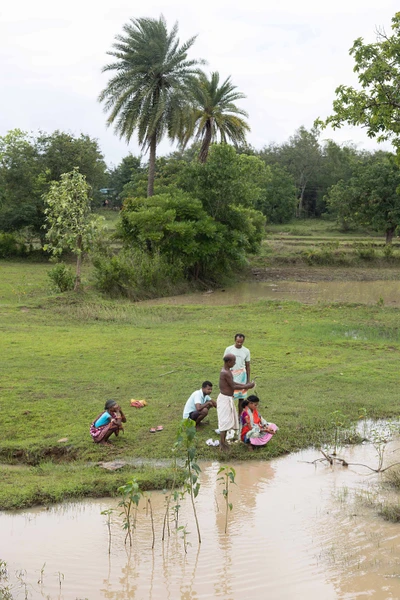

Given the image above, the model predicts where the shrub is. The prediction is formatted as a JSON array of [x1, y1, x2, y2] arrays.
[[303, 245, 346, 265], [92, 249, 184, 299], [355, 243, 376, 260], [0, 233, 27, 258], [48, 263, 75, 292], [383, 244, 395, 260]]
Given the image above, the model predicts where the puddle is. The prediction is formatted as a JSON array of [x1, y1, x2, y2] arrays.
[[2, 441, 400, 599], [141, 280, 400, 306]]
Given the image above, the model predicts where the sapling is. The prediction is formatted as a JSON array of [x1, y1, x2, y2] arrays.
[[118, 479, 142, 547], [101, 509, 114, 554], [176, 419, 202, 544], [217, 466, 236, 533]]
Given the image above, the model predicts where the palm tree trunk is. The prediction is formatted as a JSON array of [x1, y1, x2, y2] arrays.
[[147, 135, 157, 197], [199, 120, 213, 163]]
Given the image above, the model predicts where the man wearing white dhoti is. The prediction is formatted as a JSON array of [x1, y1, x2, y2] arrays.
[[217, 354, 255, 451]]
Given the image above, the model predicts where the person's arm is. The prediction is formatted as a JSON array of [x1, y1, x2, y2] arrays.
[[245, 361, 250, 383], [234, 380, 255, 390]]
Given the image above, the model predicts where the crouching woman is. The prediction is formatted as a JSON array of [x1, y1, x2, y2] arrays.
[[90, 399, 126, 445], [240, 395, 278, 449]]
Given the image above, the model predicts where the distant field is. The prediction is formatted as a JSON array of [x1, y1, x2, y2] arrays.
[[251, 219, 400, 269]]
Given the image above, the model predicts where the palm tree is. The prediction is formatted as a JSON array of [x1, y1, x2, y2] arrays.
[[180, 72, 250, 163], [98, 16, 203, 197]]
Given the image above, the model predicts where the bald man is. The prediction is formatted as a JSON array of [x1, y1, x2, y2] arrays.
[[217, 354, 255, 451]]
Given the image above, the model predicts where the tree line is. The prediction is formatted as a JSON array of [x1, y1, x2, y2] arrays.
[[2, 12, 400, 293]]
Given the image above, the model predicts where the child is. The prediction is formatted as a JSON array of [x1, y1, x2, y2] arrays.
[[240, 395, 278, 449], [90, 399, 126, 445]]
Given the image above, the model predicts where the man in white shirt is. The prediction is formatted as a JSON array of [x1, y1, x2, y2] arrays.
[[183, 381, 216, 426], [224, 333, 251, 413]]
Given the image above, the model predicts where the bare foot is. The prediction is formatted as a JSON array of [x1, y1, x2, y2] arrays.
[[220, 443, 229, 452], [100, 441, 113, 446], [248, 445, 254, 452]]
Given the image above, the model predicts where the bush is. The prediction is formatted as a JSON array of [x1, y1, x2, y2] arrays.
[[48, 263, 75, 292], [383, 244, 395, 260], [303, 245, 346, 265], [0, 233, 27, 258], [354, 243, 376, 260], [92, 249, 184, 299]]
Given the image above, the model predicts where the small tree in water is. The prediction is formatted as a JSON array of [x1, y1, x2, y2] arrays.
[[44, 168, 104, 291]]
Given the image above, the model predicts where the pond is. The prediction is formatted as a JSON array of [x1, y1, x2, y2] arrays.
[[2, 440, 400, 599], [142, 280, 400, 306]]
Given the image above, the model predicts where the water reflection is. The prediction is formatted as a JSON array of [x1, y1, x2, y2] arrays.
[[2, 445, 400, 599], [141, 280, 400, 307]]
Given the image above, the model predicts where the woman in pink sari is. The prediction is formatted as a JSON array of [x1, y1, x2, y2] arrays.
[[240, 395, 278, 449]]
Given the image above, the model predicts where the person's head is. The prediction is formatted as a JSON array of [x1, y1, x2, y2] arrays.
[[240, 399, 249, 414], [201, 381, 213, 395], [247, 395, 260, 410], [105, 399, 117, 411], [234, 333, 245, 348], [223, 353, 236, 369]]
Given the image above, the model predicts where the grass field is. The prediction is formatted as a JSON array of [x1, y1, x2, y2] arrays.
[[1, 219, 400, 509], [250, 219, 400, 270]]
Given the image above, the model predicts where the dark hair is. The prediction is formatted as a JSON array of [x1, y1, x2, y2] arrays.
[[202, 381, 213, 388], [105, 399, 117, 410], [223, 354, 234, 363], [239, 399, 249, 416], [247, 395, 259, 404], [234, 333, 245, 340]]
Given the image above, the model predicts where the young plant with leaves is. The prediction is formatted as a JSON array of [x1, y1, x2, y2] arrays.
[[44, 168, 104, 290], [117, 478, 142, 547], [217, 466, 236, 534], [175, 418, 202, 544]]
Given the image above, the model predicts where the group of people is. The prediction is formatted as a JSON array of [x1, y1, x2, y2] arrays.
[[89, 333, 277, 451], [182, 334, 278, 451]]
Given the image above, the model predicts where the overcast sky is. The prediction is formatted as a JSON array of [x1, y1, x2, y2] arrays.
[[1, 0, 398, 167]]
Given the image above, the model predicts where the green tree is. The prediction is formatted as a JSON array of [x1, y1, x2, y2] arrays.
[[181, 143, 267, 223], [119, 145, 266, 282], [108, 154, 143, 204], [326, 152, 400, 243], [320, 12, 400, 150], [180, 71, 250, 163], [44, 168, 105, 290], [0, 130, 47, 242], [98, 15, 203, 197], [38, 131, 107, 205], [259, 127, 322, 217], [256, 164, 297, 223]]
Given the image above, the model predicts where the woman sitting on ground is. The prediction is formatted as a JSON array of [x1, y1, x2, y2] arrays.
[[240, 395, 278, 449], [90, 399, 126, 445]]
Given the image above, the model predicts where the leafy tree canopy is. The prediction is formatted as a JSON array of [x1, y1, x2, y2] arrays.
[[320, 12, 400, 150], [325, 151, 400, 242]]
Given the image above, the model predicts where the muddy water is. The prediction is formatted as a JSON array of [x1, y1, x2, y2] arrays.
[[142, 280, 400, 306], [2, 443, 400, 600]]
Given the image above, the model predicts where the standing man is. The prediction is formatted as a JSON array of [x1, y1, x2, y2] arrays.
[[224, 333, 251, 414], [183, 381, 216, 426], [218, 354, 255, 451]]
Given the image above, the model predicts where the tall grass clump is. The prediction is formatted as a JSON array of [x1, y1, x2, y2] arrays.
[[92, 249, 184, 300], [48, 263, 75, 292]]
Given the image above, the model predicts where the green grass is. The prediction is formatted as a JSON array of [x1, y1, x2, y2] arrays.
[[251, 219, 400, 269], [2, 255, 400, 508]]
